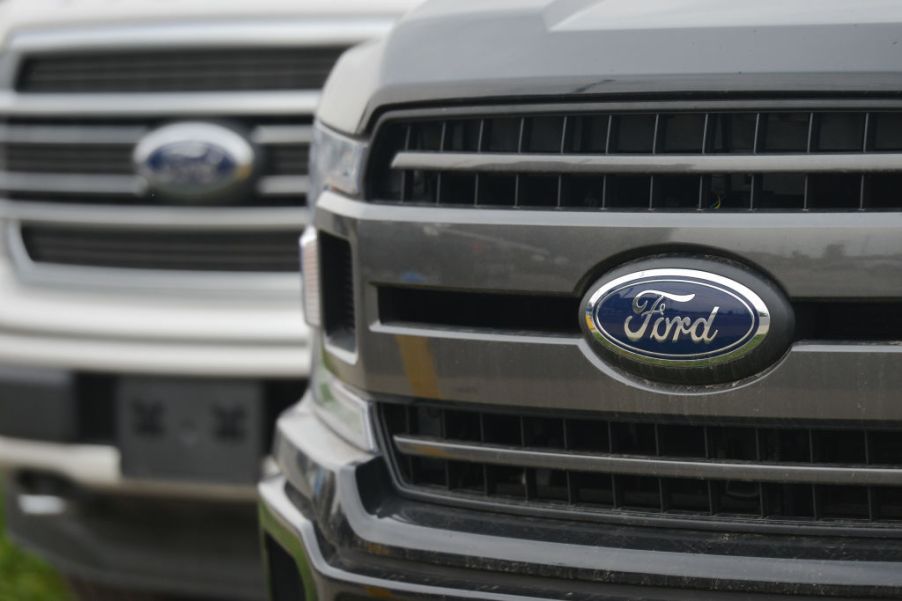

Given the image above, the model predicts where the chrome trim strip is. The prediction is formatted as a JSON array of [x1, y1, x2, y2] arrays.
[[0, 200, 309, 229], [258, 175, 309, 197], [252, 125, 313, 146], [0, 123, 147, 144], [394, 435, 902, 486], [8, 19, 391, 53], [0, 124, 311, 146], [309, 367, 376, 452], [392, 151, 902, 174], [0, 91, 321, 117], [0, 172, 141, 195]]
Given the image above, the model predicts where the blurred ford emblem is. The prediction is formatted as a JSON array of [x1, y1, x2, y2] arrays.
[[134, 122, 255, 202], [584, 268, 770, 367]]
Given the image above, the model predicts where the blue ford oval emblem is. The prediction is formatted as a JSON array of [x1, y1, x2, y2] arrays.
[[584, 268, 770, 367], [147, 141, 235, 186], [134, 122, 255, 202]]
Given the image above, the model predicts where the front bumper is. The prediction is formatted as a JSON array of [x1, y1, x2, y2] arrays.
[[6, 474, 264, 600], [260, 393, 902, 601]]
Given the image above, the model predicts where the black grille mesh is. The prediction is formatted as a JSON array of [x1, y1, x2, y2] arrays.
[[16, 47, 346, 93], [21, 226, 301, 272], [1, 143, 134, 175], [381, 402, 902, 527], [368, 110, 902, 211], [264, 145, 310, 177]]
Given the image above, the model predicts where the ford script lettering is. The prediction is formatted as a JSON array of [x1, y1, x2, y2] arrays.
[[583, 268, 771, 367], [623, 290, 718, 344]]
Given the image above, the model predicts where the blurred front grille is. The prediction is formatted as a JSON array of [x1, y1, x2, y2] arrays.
[[1, 39, 345, 277], [16, 47, 345, 93], [21, 225, 301, 272], [381, 402, 902, 529], [0, 119, 311, 207], [368, 110, 902, 211]]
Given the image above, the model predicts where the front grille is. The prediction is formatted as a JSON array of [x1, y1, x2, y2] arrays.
[[381, 402, 902, 529], [16, 47, 345, 93], [0, 118, 310, 207], [0, 34, 351, 278], [21, 225, 300, 272], [368, 109, 902, 211]]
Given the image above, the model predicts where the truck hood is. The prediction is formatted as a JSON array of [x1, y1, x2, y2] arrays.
[[319, 0, 902, 134]]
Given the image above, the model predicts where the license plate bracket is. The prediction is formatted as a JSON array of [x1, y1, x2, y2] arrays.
[[117, 377, 263, 485]]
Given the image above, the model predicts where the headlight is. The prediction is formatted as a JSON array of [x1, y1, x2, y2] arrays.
[[309, 120, 367, 201]]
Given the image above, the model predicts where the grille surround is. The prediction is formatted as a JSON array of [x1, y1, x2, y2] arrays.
[[367, 105, 902, 211], [379, 401, 902, 536]]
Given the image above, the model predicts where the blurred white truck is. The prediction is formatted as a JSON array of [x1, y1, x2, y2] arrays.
[[0, 1, 416, 598]]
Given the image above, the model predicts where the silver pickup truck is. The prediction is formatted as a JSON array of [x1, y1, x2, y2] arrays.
[[0, 0, 416, 598], [261, 0, 902, 599]]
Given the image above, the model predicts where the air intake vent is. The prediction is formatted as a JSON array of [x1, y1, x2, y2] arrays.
[[368, 110, 902, 211], [21, 225, 301, 273], [381, 402, 902, 530], [320, 233, 355, 350], [16, 48, 346, 93]]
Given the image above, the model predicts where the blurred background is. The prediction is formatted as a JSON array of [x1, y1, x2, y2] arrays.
[[0, 1, 419, 599]]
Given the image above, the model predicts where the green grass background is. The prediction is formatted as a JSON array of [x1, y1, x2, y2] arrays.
[[0, 490, 71, 601]]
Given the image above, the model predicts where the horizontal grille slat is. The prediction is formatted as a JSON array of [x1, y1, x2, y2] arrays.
[[20, 225, 301, 272], [391, 151, 902, 175], [381, 402, 902, 528], [368, 109, 902, 211], [16, 48, 347, 93], [394, 435, 902, 486]]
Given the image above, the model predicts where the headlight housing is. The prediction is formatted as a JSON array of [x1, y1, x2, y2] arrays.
[[308, 120, 367, 201]]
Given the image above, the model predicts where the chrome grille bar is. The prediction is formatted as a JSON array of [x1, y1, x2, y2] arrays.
[[251, 125, 313, 145], [0, 172, 140, 195], [392, 151, 902, 175], [394, 434, 902, 487], [0, 91, 321, 117], [257, 176, 309, 197], [0, 124, 147, 145]]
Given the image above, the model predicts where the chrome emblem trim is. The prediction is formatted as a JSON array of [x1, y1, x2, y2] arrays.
[[134, 122, 255, 202], [584, 268, 771, 367]]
